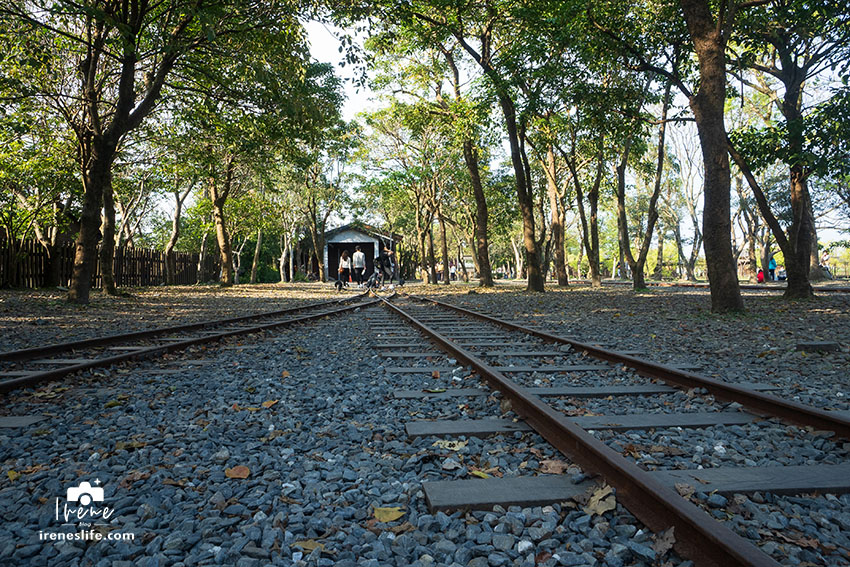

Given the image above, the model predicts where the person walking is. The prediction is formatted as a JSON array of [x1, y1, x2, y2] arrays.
[[338, 250, 351, 289], [352, 245, 366, 286]]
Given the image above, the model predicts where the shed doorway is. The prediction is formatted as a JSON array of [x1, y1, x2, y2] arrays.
[[327, 242, 375, 281]]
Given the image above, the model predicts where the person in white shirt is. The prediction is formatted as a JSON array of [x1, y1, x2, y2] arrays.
[[352, 245, 366, 286]]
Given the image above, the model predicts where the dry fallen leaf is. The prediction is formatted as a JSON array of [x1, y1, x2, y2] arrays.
[[281, 371, 290, 378], [114, 440, 146, 451], [653, 526, 676, 556], [469, 469, 491, 479], [583, 485, 616, 516], [389, 521, 415, 534], [539, 459, 570, 475], [674, 482, 695, 498], [775, 531, 819, 549], [224, 465, 251, 479], [293, 539, 323, 552], [432, 440, 467, 451], [119, 470, 151, 489], [622, 443, 643, 458], [373, 506, 406, 523], [431, 370, 441, 379], [261, 400, 279, 409], [649, 444, 686, 456], [7, 470, 20, 482]]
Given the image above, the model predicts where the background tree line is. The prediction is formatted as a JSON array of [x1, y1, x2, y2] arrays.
[[1, 0, 849, 311]]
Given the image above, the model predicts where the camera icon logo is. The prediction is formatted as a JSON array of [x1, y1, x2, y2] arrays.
[[66, 481, 104, 506]]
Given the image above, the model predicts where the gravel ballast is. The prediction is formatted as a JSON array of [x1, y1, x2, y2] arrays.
[[1, 282, 848, 566]]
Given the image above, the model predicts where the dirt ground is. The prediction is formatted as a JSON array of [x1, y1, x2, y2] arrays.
[[2, 280, 848, 406]]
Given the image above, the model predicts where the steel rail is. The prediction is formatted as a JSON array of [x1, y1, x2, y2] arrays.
[[411, 294, 850, 440], [384, 301, 780, 567], [0, 297, 380, 394], [0, 293, 367, 363], [381, 297, 779, 567]]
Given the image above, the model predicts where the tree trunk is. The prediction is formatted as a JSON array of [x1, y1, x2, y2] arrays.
[[576, 234, 584, 279], [674, 222, 696, 281], [418, 229, 428, 283], [250, 228, 263, 284], [99, 179, 118, 294], [427, 225, 438, 284], [457, 243, 469, 282], [467, 228, 481, 278], [307, 228, 325, 283], [652, 227, 664, 280], [289, 238, 295, 282], [808, 213, 826, 281], [463, 140, 494, 287], [679, 0, 744, 311], [197, 231, 208, 284], [277, 234, 289, 283], [165, 191, 184, 286], [499, 96, 544, 291], [511, 236, 524, 280], [568, 146, 603, 287], [546, 146, 568, 286], [782, 82, 815, 296], [233, 237, 248, 285], [69, 141, 116, 303], [211, 158, 235, 286], [438, 213, 450, 286], [588, 177, 601, 287], [623, 82, 670, 290]]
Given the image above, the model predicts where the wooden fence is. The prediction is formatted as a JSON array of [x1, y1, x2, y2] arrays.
[[0, 237, 219, 289]]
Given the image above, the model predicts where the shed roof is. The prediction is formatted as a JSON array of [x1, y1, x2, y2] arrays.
[[324, 222, 402, 243]]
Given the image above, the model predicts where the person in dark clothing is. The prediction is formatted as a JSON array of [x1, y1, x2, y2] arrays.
[[376, 250, 392, 282]]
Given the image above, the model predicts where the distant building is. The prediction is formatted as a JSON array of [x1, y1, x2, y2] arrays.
[[298, 223, 402, 281]]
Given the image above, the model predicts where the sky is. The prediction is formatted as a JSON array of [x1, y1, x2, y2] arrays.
[[304, 20, 375, 121]]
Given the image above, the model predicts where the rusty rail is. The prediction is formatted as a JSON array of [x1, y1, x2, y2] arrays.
[[382, 296, 779, 567], [1, 293, 367, 363], [1, 295, 378, 394], [411, 294, 850, 440]]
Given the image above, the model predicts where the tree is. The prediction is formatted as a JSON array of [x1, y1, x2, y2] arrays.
[[296, 118, 355, 283], [367, 33, 499, 286], [0, 96, 80, 286], [727, 0, 850, 297], [591, 0, 748, 311], [345, 1, 552, 290], [0, 0, 310, 302]]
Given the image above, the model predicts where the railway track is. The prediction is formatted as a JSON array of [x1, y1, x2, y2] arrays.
[[377, 294, 850, 567], [0, 292, 378, 394]]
